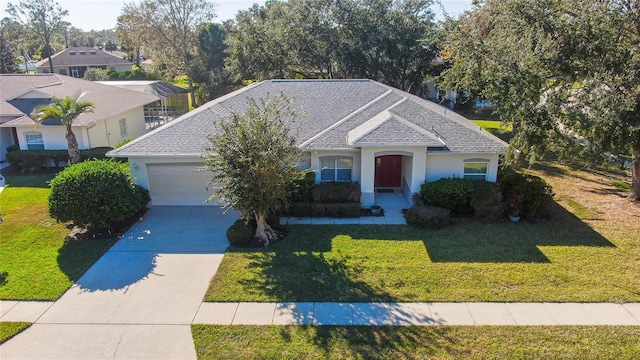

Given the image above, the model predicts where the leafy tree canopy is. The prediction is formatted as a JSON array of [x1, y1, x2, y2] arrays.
[[204, 95, 305, 245], [441, 0, 640, 199]]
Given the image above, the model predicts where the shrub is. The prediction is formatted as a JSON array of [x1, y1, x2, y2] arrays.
[[421, 177, 481, 215], [48, 159, 149, 231], [115, 139, 132, 149], [313, 182, 360, 202], [227, 220, 255, 246], [6, 147, 113, 172], [470, 181, 504, 220], [6, 145, 19, 153], [499, 169, 554, 218], [405, 205, 451, 229], [83, 67, 109, 81], [288, 202, 313, 217], [287, 202, 361, 217], [289, 171, 315, 202]]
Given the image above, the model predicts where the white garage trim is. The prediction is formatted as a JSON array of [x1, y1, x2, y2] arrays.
[[146, 162, 220, 206]]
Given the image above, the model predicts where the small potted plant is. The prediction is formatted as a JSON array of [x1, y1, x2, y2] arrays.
[[506, 193, 524, 222], [370, 205, 382, 216]]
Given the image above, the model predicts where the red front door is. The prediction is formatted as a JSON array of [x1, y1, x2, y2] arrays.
[[375, 155, 402, 187]]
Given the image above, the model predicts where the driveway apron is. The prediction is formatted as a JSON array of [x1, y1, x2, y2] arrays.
[[1, 206, 238, 360]]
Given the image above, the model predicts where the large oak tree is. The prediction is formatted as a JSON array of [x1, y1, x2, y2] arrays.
[[441, 0, 640, 199]]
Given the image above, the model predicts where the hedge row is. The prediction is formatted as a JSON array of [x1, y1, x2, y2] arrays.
[[288, 202, 361, 217], [6, 147, 113, 171], [313, 181, 361, 203]]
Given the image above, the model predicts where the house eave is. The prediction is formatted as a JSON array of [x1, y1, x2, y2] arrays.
[[107, 152, 203, 158]]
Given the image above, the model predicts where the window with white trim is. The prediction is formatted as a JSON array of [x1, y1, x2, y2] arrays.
[[119, 118, 127, 137], [25, 133, 44, 150], [463, 162, 488, 180], [320, 156, 352, 182]]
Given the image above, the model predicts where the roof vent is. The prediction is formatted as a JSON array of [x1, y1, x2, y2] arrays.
[[90, 50, 96, 55], [79, 51, 86, 55], [69, 51, 76, 55]]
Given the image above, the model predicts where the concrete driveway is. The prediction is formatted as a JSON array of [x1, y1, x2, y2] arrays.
[[1, 206, 238, 360]]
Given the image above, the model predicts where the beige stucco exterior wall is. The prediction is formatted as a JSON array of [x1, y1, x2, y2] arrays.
[[425, 152, 500, 182], [15, 106, 147, 150]]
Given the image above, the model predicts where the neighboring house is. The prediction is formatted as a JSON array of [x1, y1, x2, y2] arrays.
[[0, 74, 159, 163], [423, 81, 460, 109], [96, 81, 189, 130], [35, 47, 133, 78], [108, 79, 508, 207]]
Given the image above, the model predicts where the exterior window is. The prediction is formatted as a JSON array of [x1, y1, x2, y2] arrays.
[[119, 118, 127, 136], [464, 162, 488, 180], [58, 69, 67, 75], [25, 133, 44, 150], [320, 156, 352, 182]]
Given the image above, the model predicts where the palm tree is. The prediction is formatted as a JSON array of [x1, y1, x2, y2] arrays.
[[33, 93, 95, 165]]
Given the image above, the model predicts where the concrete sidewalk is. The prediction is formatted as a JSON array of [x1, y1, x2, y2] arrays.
[[4, 300, 640, 327]]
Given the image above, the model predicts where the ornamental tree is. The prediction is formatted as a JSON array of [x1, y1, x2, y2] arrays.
[[32, 93, 94, 164], [204, 95, 304, 246]]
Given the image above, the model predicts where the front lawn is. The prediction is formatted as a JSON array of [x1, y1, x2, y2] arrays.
[[192, 325, 640, 359], [0, 175, 118, 300], [205, 163, 639, 303], [471, 119, 513, 142], [0, 322, 30, 344]]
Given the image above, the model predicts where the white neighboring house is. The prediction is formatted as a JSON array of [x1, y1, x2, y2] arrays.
[[96, 81, 189, 130], [0, 74, 159, 163], [108, 79, 508, 207]]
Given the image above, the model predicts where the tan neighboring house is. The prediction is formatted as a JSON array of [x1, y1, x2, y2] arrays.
[[35, 47, 133, 78], [0, 74, 159, 164]]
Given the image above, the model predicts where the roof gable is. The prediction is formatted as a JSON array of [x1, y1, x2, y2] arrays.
[[7, 88, 52, 101], [348, 110, 444, 147]]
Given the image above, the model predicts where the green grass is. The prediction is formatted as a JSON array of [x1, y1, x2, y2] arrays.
[[206, 200, 638, 302], [192, 325, 640, 359], [0, 322, 30, 344], [555, 195, 600, 220], [470, 119, 514, 142], [0, 175, 118, 300], [611, 179, 632, 191]]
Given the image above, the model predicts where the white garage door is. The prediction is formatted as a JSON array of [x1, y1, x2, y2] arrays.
[[147, 163, 220, 206]]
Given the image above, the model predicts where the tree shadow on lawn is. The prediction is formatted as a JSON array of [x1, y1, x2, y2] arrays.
[[276, 326, 455, 359], [2, 172, 57, 188], [237, 249, 391, 302], [424, 202, 614, 263]]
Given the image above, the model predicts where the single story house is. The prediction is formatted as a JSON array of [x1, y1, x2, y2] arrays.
[[35, 47, 133, 78], [0, 74, 159, 163], [96, 81, 189, 130], [108, 79, 508, 207]]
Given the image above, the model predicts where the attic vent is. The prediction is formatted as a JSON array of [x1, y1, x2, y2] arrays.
[[90, 50, 96, 55], [69, 51, 76, 55], [79, 51, 86, 55]]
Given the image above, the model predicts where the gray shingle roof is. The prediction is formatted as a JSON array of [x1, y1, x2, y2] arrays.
[[109, 79, 508, 157], [0, 74, 160, 127], [35, 47, 132, 68]]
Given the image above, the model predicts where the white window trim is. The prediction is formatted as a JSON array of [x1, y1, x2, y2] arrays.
[[463, 159, 489, 181], [25, 132, 45, 150], [119, 118, 127, 137], [320, 156, 353, 182]]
